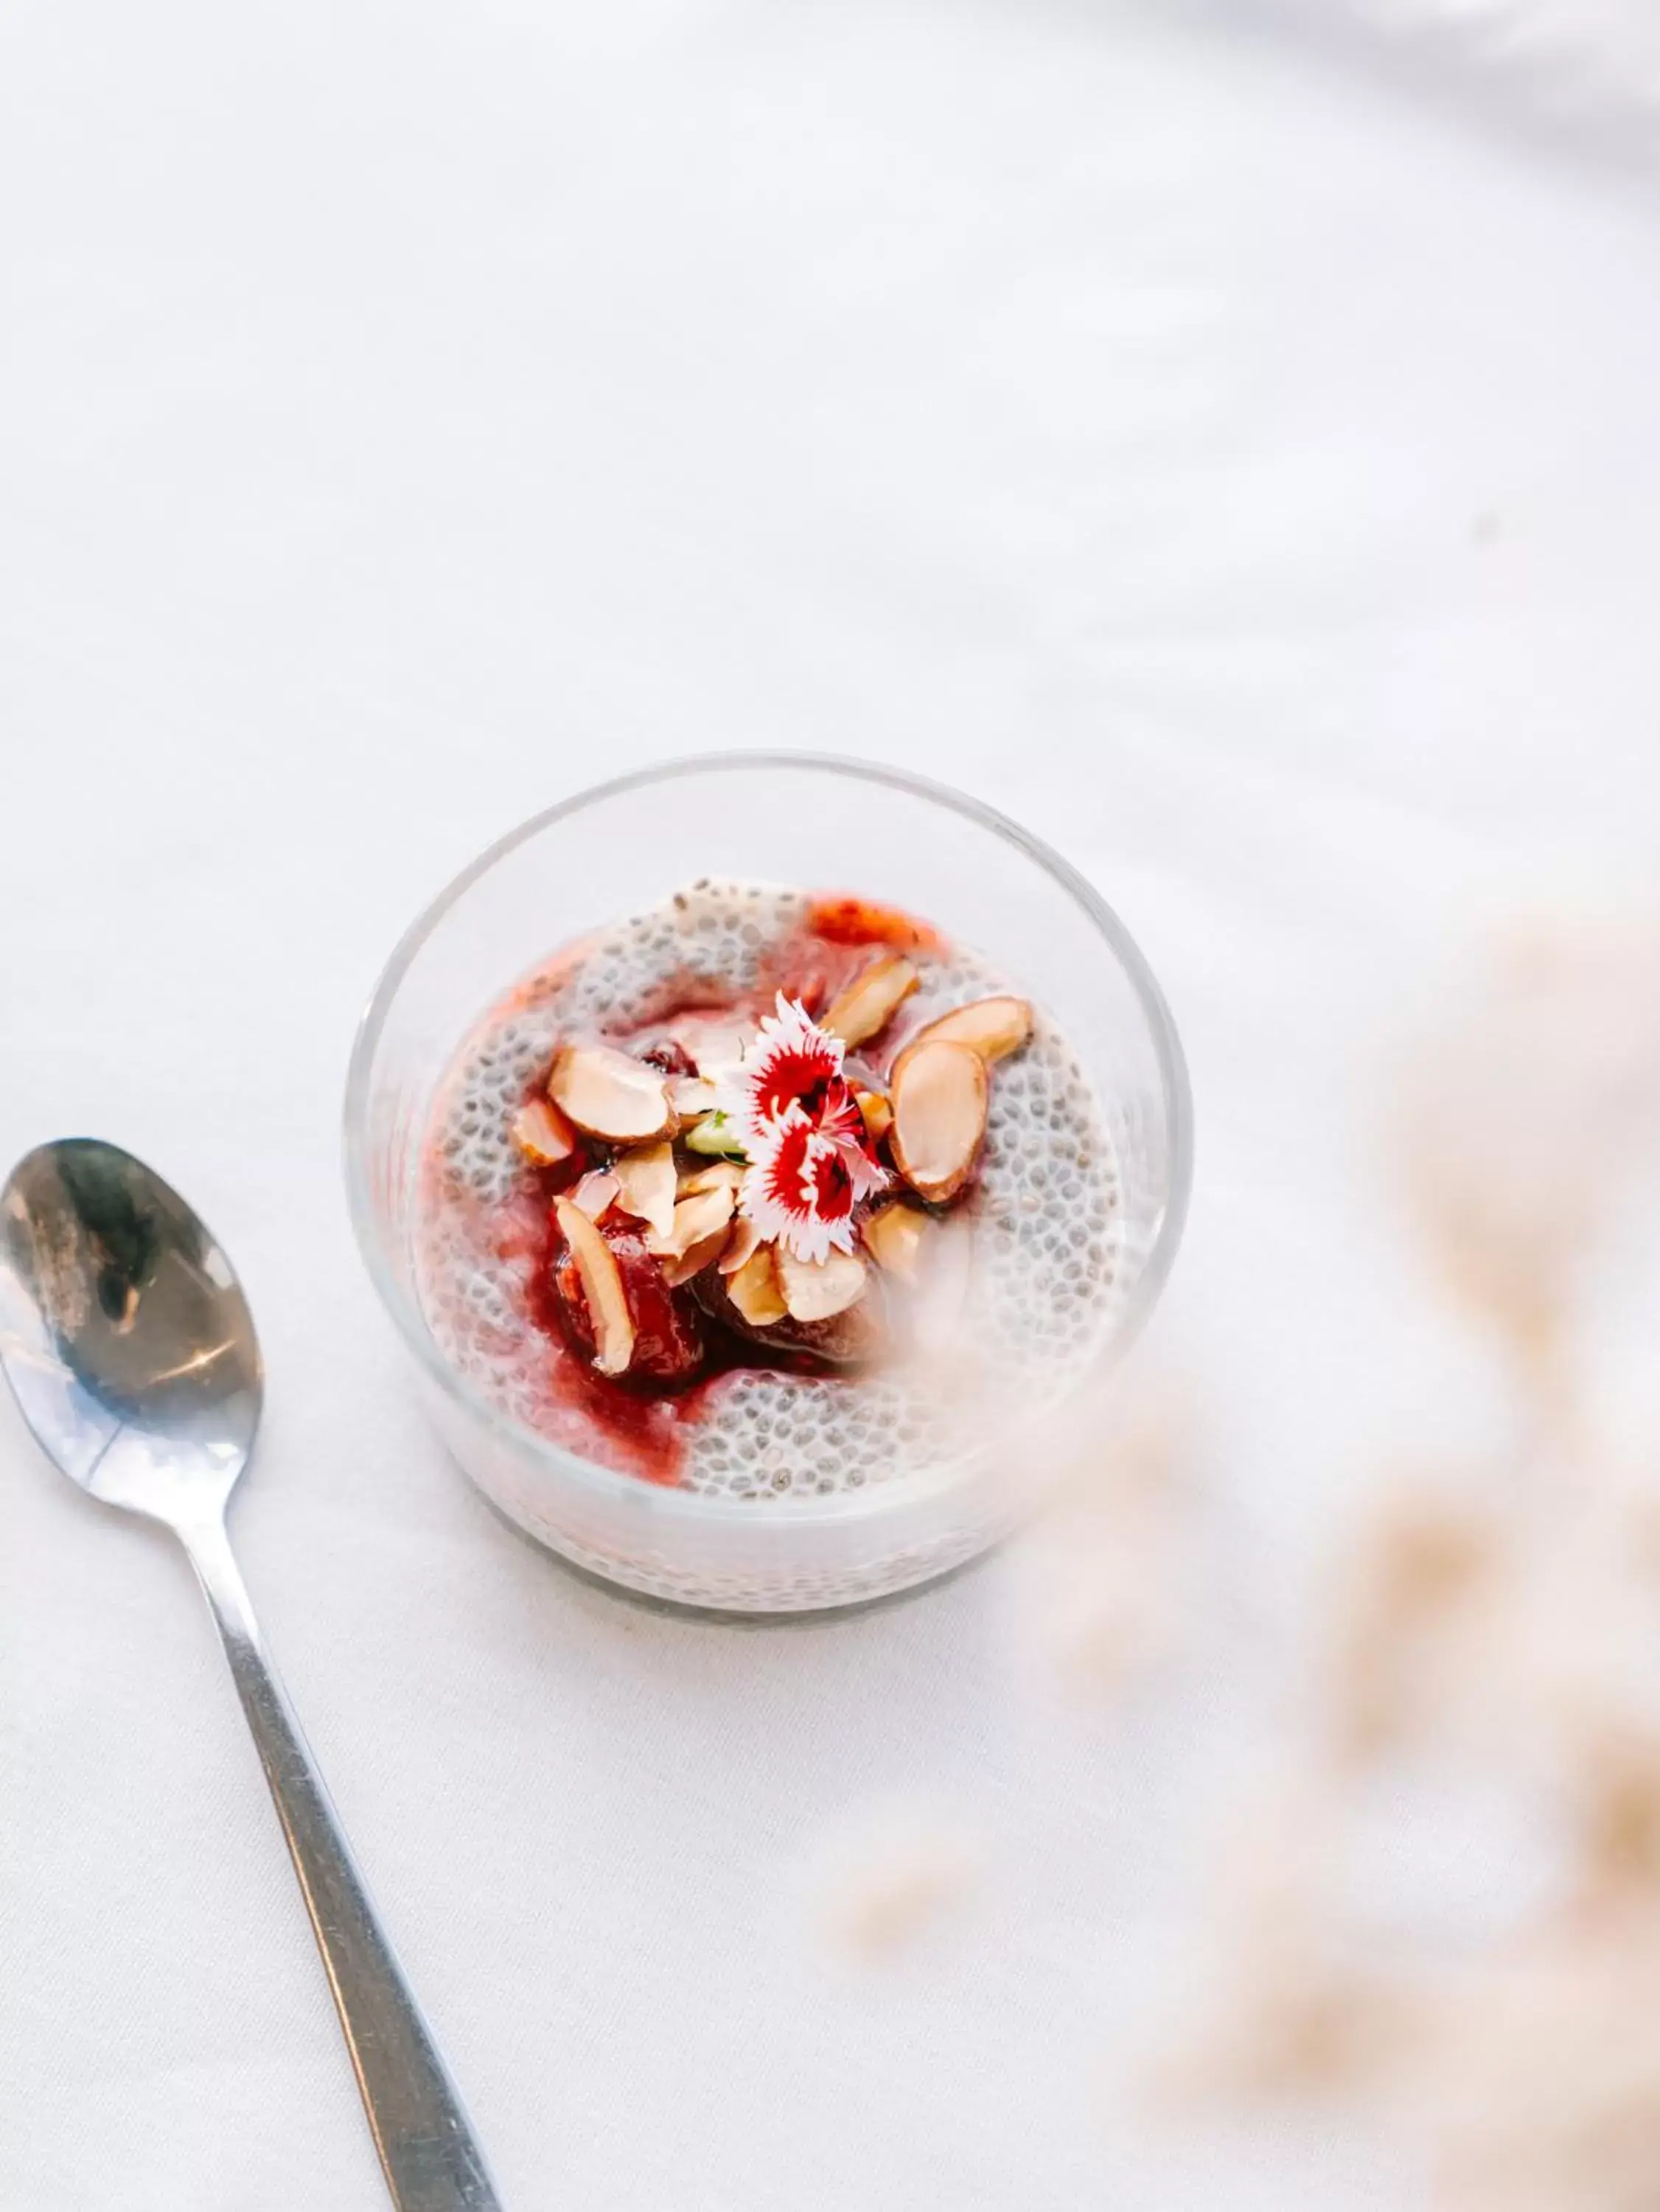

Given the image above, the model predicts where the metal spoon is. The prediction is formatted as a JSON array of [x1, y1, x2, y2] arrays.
[[0, 1138, 503, 2212]]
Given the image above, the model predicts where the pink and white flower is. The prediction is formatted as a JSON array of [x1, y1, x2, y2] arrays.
[[743, 1089, 888, 1263], [722, 993, 840, 1139], [725, 994, 887, 1263]]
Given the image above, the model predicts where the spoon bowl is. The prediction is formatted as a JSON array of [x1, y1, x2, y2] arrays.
[[1, 1138, 259, 1518]]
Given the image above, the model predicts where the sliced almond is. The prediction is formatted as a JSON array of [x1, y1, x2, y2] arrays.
[[677, 1158, 744, 1197], [728, 1242, 787, 1326], [662, 1225, 733, 1287], [569, 1169, 619, 1220], [669, 1074, 722, 1118], [611, 1141, 676, 1239], [548, 1043, 672, 1144], [717, 1214, 763, 1276], [511, 1096, 578, 1166], [889, 1040, 988, 1204], [673, 1018, 750, 1077], [775, 1244, 868, 1322], [552, 1197, 635, 1376], [862, 1201, 928, 1278], [646, 1182, 734, 1262], [898, 995, 1031, 1070], [822, 954, 919, 1048], [855, 1088, 893, 1144]]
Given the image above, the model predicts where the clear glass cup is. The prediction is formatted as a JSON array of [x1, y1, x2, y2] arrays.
[[343, 753, 1192, 1613]]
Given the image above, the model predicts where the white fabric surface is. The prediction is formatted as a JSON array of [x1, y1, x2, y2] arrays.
[[4, 4, 1659, 2207]]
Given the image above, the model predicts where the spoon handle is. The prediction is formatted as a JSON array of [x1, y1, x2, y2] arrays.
[[178, 1512, 505, 2211]]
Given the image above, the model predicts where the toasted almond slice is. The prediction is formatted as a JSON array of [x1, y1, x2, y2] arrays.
[[775, 1245, 868, 1322], [672, 1018, 750, 1077], [669, 1073, 722, 1118], [855, 1088, 893, 1144], [553, 1197, 635, 1375], [862, 1201, 928, 1278], [569, 1169, 619, 1220], [889, 1040, 988, 1204], [548, 1043, 672, 1143], [898, 995, 1032, 1071], [611, 1141, 676, 1239], [728, 1242, 788, 1326], [678, 1158, 744, 1197], [717, 1214, 763, 1276], [662, 1225, 733, 1287], [822, 954, 919, 1048], [512, 1096, 578, 1166], [646, 1182, 734, 1262]]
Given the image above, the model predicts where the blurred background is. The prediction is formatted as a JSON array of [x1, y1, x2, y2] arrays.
[[4, 3, 1660, 2207]]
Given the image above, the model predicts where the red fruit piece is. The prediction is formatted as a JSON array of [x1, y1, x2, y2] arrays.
[[550, 1217, 704, 1385], [638, 1037, 698, 1079], [807, 895, 942, 954]]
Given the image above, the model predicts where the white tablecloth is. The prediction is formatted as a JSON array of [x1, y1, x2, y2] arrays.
[[4, 5, 1659, 2207]]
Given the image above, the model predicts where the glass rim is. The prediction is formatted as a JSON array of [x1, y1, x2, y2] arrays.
[[341, 748, 1195, 1528]]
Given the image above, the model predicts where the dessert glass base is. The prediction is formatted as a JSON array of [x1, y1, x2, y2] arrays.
[[344, 754, 1191, 1615]]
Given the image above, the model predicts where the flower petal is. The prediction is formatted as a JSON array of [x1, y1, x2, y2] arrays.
[[737, 992, 846, 1137]]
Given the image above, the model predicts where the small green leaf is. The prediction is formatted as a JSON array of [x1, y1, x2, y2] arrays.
[[683, 1110, 748, 1159]]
